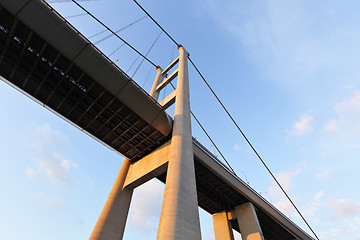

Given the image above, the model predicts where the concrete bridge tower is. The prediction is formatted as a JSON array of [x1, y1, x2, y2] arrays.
[[90, 45, 203, 240]]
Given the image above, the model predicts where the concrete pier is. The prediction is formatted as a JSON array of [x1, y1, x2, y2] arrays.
[[235, 203, 264, 240], [90, 158, 133, 240], [213, 211, 234, 240]]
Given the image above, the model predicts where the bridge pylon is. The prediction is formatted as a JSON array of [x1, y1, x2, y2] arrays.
[[90, 45, 202, 240]]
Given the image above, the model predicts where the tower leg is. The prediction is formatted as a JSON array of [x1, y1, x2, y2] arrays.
[[90, 158, 133, 240], [213, 211, 234, 240], [156, 46, 202, 240], [235, 203, 264, 240], [149, 66, 163, 100]]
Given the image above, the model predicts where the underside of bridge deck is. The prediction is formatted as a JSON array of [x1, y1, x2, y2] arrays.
[[0, 5, 170, 161]]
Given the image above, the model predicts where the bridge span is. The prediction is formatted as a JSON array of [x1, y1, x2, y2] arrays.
[[0, 0, 314, 239]]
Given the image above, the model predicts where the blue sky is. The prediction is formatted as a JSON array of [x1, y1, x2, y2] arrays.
[[1, 0, 360, 239]]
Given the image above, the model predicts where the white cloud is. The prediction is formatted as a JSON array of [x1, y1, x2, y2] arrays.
[[320, 227, 346, 240], [320, 225, 360, 240], [313, 191, 325, 201], [200, 0, 360, 77], [198, 0, 360, 118], [289, 113, 314, 136], [315, 169, 330, 179], [61, 158, 78, 170], [129, 179, 164, 232], [332, 91, 360, 136], [37, 154, 77, 184], [323, 90, 360, 141], [303, 190, 325, 217], [324, 119, 337, 132], [23, 124, 77, 184], [305, 194, 360, 239], [233, 143, 241, 152], [26, 167, 41, 179], [327, 197, 360, 219], [335, 90, 360, 114], [268, 165, 302, 216], [32, 193, 65, 212], [343, 84, 356, 90], [318, 90, 360, 162]]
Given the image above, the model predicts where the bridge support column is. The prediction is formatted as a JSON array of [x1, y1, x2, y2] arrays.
[[150, 66, 164, 100], [157, 46, 202, 240], [213, 211, 234, 240], [90, 158, 133, 240], [235, 203, 264, 240]]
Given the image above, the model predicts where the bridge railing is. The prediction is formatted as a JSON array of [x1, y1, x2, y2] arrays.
[[39, 0, 165, 110], [192, 138, 312, 238]]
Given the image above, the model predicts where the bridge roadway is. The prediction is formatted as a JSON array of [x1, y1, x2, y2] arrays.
[[0, 0, 314, 239]]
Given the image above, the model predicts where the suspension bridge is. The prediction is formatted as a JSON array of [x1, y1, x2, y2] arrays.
[[0, 0, 317, 239]]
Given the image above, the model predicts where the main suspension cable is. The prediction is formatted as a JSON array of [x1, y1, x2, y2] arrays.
[[72, 0, 157, 67]]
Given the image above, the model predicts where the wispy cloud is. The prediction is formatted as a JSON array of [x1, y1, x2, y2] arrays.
[[233, 143, 242, 152], [327, 197, 360, 219], [318, 89, 360, 162], [322, 90, 360, 141], [26, 166, 41, 179], [324, 119, 337, 132], [343, 84, 356, 90], [320, 225, 360, 240], [268, 164, 303, 216], [303, 190, 325, 217], [32, 193, 66, 212], [332, 91, 360, 136], [315, 169, 330, 179], [335, 90, 360, 114], [23, 124, 77, 184], [289, 113, 314, 136], [200, 0, 360, 94]]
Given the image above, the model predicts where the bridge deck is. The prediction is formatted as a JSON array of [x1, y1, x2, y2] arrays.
[[0, 0, 172, 161], [0, 0, 314, 239]]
